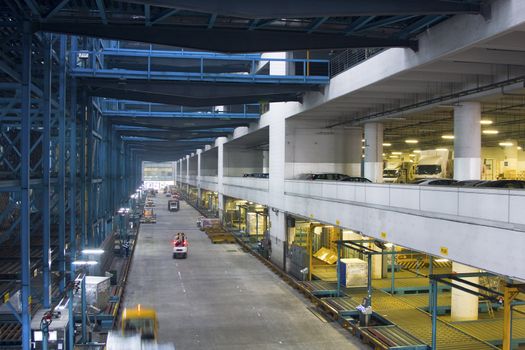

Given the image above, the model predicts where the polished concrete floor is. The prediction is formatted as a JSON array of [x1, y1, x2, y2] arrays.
[[124, 196, 368, 350]]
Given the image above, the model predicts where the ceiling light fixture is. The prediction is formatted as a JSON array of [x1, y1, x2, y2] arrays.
[[480, 120, 493, 125], [435, 148, 448, 151], [413, 150, 422, 153], [391, 152, 402, 155], [441, 135, 454, 139], [482, 129, 499, 135], [405, 139, 418, 144], [382, 143, 392, 147], [499, 142, 514, 147]]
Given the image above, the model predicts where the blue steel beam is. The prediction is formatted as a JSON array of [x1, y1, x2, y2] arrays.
[[20, 20, 32, 350], [39, 22, 418, 53], [396, 15, 445, 39], [151, 8, 179, 25], [57, 35, 67, 293], [103, 111, 260, 119], [118, 0, 482, 18], [307, 17, 329, 34], [42, 33, 52, 308], [43, 0, 71, 21], [207, 13, 218, 29], [95, 0, 108, 25]]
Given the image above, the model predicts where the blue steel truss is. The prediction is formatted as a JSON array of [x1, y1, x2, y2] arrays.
[[69, 46, 329, 84]]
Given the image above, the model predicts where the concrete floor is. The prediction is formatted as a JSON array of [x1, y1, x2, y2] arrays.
[[124, 196, 368, 350]]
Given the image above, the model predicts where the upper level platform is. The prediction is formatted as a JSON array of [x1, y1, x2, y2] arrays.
[[69, 46, 329, 85], [179, 175, 525, 281]]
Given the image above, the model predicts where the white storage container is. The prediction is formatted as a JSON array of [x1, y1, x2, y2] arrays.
[[339, 258, 368, 288]]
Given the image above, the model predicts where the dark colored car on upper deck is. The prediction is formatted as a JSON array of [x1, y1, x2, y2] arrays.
[[475, 180, 525, 189], [296, 173, 348, 181]]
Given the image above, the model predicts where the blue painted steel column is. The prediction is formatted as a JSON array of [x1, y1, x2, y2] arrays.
[[87, 98, 94, 246], [68, 78, 77, 350], [20, 21, 32, 350], [80, 91, 87, 252], [431, 279, 438, 349], [81, 275, 87, 342], [42, 33, 52, 308], [58, 35, 67, 292]]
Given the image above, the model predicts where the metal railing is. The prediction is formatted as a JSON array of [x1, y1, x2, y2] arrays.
[[330, 48, 384, 78], [70, 48, 330, 84]]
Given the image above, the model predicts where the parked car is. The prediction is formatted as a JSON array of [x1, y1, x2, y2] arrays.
[[455, 180, 488, 187], [243, 172, 269, 178], [340, 176, 372, 183], [475, 180, 525, 189], [413, 179, 458, 186], [297, 173, 348, 181]]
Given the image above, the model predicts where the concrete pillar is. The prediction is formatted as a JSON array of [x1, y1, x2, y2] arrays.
[[186, 155, 190, 182], [263, 150, 270, 173], [268, 115, 286, 269], [346, 127, 363, 176], [364, 123, 383, 182], [174, 161, 177, 185], [454, 102, 481, 180], [451, 262, 479, 321], [216, 137, 228, 219]]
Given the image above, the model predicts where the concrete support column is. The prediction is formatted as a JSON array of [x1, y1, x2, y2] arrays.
[[364, 123, 383, 182], [346, 127, 363, 176], [174, 161, 177, 185], [451, 262, 479, 321], [269, 116, 286, 269], [454, 102, 481, 180], [186, 155, 190, 183], [452, 103, 480, 321], [263, 150, 270, 173], [216, 137, 228, 220]]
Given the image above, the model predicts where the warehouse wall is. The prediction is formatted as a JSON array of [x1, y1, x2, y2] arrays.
[[285, 120, 362, 178], [223, 147, 264, 176]]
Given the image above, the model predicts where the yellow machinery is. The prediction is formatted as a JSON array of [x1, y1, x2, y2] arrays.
[[140, 208, 157, 223], [121, 305, 158, 340]]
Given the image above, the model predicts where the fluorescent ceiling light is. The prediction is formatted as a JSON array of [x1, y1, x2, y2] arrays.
[[518, 146, 523, 151], [480, 120, 493, 125], [482, 129, 498, 135], [389, 155, 399, 158], [413, 150, 422, 153], [499, 142, 514, 147], [361, 139, 365, 142], [405, 139, 418, 144], [72, 260, 98, 266], [82, 249, 104, 255], [441, 135, 454, 139], [391, 152, 402, 155], [382, 143, 392, 147], [435, 258, 449, 263], [435, 148, 448, 151]]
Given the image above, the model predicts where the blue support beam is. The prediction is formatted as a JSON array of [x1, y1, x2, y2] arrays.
[[42, 33, 52, 308], [58, 35, 67, 293], [20, 20, 32, 350]]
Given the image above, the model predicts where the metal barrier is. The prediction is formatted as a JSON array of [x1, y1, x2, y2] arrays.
[[330, 48, 384, 78]]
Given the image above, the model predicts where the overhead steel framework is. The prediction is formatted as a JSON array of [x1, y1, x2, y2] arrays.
[[5, 0, 487, 53]]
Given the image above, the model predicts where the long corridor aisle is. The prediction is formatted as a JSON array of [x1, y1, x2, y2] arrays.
[[123, 196, 367, 350]]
